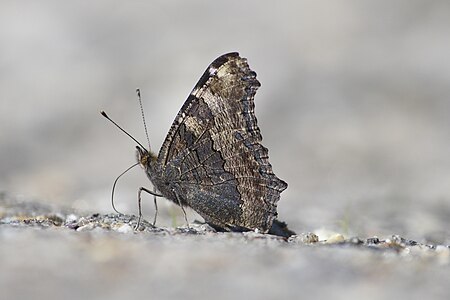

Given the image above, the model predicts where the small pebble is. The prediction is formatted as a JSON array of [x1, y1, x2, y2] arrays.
[[288, 232, 319, 244], [76, 223, 95, 231], [115, 224, 133, 234], [325, 234, 345, 244]]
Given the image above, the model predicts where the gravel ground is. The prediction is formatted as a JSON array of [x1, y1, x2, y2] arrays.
[[1, 194, 449, 300]]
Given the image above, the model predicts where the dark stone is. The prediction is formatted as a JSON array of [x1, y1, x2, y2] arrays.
[[366, 237, 380, 244]]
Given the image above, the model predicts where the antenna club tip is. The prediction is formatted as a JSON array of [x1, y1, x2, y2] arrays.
[[100, 110, 108, 118], [136, 89, 141, 96]]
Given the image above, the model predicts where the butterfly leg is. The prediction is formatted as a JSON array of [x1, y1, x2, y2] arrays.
[[173, 191, 190, 229], [135, 187, 163, 230], [152, 187, 158, 226]]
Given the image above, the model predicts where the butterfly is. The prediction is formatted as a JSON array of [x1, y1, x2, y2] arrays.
[[104, 52, 287, 233]]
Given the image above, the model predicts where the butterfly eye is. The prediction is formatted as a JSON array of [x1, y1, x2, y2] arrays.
[[136, 146, 150, 166]]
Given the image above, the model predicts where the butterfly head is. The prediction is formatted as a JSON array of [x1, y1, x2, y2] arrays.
[[136, 146, 157, 169]]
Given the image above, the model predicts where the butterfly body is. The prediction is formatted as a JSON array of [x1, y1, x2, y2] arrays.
[[137, 52, 287, 233]]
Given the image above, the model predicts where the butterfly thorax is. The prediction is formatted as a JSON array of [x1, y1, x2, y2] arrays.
[[136, 145, 181, 205]]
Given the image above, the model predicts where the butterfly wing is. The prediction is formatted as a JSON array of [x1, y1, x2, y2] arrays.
[[155, 52, 287, 232]]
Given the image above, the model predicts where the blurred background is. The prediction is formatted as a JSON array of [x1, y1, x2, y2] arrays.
[[1, 0, 449, 241]]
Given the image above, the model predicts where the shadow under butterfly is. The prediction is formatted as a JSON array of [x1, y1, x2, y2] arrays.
[[102, 52, 295, 237]]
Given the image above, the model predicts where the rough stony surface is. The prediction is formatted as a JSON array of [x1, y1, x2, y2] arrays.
[[1, 193, 449, 300]]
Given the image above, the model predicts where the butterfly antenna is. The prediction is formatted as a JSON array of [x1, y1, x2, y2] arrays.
[[111, 162, 140, 214], [136, 89, 151, 151], [100, 111, 147, 151]]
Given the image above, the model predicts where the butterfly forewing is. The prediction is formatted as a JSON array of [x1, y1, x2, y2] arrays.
[[153, 52, 287, 232]]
